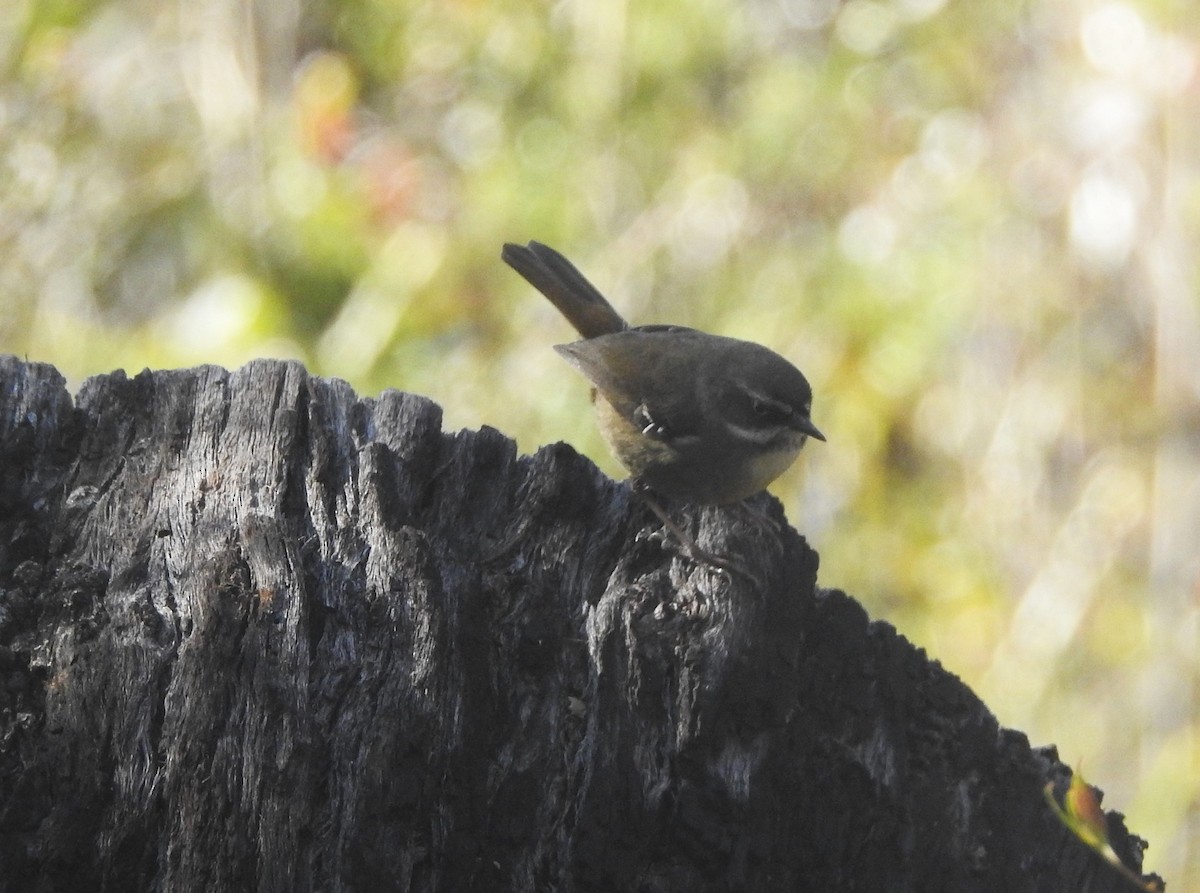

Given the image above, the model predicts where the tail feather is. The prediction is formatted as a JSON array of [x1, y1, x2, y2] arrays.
[[501, 241, 628, 339]]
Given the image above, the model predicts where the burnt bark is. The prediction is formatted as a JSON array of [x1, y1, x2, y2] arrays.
[[0, 356, 1160, 892]]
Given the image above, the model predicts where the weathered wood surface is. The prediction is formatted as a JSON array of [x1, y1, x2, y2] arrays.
[[0, 356, 1159, 892]]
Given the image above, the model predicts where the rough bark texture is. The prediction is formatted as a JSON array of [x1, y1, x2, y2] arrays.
[[0, 356, 1160, 892]]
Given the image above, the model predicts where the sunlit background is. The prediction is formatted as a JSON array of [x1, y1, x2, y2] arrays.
[[3, 0, 1197, 884]]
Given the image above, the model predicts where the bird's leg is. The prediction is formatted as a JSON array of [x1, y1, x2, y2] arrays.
[[731, 497, 782, 535], [632, 481, 756, 582]]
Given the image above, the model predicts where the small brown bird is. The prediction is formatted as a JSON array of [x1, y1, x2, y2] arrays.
[[502, 240, 824, 568]]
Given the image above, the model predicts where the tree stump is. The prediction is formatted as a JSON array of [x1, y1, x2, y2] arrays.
[[0, 356, 1160, 892]]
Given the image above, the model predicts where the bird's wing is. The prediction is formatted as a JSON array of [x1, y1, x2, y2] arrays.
[[554, 328, 716, 444]]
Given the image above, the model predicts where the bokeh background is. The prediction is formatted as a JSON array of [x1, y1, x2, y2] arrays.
[[3, 0, 1197, 884]]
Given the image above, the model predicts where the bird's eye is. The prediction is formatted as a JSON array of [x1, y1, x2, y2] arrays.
[[752, 399, 790, 424]]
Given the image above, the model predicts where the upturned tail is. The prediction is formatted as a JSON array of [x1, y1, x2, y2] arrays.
[[501, 241, 629, 339]]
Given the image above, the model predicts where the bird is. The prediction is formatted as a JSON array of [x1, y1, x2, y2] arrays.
[[501, 240, 823, 571]]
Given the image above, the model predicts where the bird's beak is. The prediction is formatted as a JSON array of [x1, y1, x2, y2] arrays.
[[798, 417, 825, 442]]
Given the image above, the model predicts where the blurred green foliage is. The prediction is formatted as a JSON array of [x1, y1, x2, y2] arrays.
[[2, 0, 1198, 884]]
